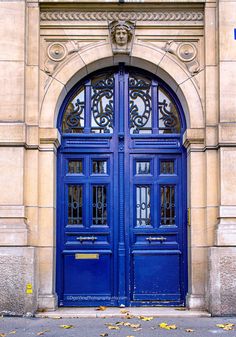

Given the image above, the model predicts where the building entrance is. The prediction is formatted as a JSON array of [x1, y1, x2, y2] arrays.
[[57, 66, 187, 306]]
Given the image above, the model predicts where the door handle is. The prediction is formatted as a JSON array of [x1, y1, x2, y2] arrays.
[[77, 236, 97, 243], [146, 236, 167, 243]]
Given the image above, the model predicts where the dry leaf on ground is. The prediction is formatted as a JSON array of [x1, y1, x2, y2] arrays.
[[138, 316, 153, 321], [159, 322, 177, 330], [108, 326, 120, 330], [96, 306, 107, 311], [216, 323, 234, 331], [9, 332, 17, 335], [120, 309, 129, 314], [100, 333, 108, 337], [59, 325, 74, 329], [126, 314, 134, 319], [0, 334, 6, 337], [185, 329, 195, 332]]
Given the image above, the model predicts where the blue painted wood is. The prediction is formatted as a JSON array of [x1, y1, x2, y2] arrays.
[[57, 66, 187, 307]]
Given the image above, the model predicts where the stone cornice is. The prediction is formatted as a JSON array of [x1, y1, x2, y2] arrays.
[[40, 10, 204, 23]]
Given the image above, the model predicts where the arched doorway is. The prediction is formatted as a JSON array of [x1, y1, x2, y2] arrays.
[[56, 65, 187, 307]]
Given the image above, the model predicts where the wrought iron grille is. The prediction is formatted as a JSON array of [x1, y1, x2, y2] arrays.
[[61, 69, 182, 135], [92, 185, 107, 225], [160, 185, 175, 225], [68, 185, 83, 225], [136, 185, 151, 226]]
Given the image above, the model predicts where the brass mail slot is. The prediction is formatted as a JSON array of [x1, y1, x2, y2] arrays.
[[75, 253, 99, 260]]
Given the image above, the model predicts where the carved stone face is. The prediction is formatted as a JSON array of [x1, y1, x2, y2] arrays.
[[115, 27, 128, 46]]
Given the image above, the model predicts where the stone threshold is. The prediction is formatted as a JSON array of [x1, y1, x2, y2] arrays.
[[36, 307, 211, 318]]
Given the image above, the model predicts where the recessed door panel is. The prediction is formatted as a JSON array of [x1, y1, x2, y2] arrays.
[[132, 251, 181, 301], [63, 252, 113, 304]]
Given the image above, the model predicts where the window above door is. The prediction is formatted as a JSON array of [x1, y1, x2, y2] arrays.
[[60, 67, 183, 136]]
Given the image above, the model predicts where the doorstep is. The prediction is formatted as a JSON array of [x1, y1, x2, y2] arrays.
[[36, 307, 211, 318]]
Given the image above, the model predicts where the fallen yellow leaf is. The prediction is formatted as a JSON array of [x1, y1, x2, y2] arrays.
[[96, 306, 107, 311], [9, 332, 17, 335], [168, 324, 177, 330], [139, 316, 153, 321], [159, 322, 177, 330], [216, 323, 234, 330], [115, 321, 125, 326], [120, 309, 129, 314], [100, 334, 108, 337], [59, 325, 74, 329], [133, 328, 142, 331], [126, 314, 134, 319], [108, 326, 120, 330], [124, 322, 131, 327], [0, 334, 6, 337], [52, 316, 62, 319], [185, 329, 195, 332]]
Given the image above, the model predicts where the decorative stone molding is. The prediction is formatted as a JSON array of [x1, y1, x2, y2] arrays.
[[183, 128, 205, 149], [44, 41, 79, 75], [164, 40, 200, 75], [40, 10, 204, 23], [109, 20, 135, 55]]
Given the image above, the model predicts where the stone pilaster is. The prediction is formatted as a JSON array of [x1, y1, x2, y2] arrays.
[[208, 0, 236, 316]]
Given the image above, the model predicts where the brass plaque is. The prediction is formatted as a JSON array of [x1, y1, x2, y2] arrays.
[[75, 253, 99, 260]]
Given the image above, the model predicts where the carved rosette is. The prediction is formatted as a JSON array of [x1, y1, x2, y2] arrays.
[[164, 41, 200, 75], [44, 41, 79, 75]]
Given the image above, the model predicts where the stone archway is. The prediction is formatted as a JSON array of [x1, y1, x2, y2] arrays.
[[38, 41, 205, 310]]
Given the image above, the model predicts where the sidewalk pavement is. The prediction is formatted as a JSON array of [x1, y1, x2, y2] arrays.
[[0, 308, 236, 337]]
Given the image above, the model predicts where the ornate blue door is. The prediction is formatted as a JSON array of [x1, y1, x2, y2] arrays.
[[57, 66, 187, 307]]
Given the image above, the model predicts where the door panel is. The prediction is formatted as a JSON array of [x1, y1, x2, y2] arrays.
[[57, 67, 187, 307], [63, 252, 113, 303], [132, 251, 181, 301]]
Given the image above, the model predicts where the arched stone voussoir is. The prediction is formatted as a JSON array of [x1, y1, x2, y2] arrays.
[[130, 42, 204, 129], [40, 41, 204, 130]]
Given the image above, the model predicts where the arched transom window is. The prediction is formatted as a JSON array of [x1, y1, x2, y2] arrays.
[[61, 69, 182, 135]]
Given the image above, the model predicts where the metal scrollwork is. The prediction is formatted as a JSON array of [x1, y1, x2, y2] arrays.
[[129, 76, 152, 134], [159, 99, 179, 133], [63, 98, 84, 133], [91, 76, 114, 133]]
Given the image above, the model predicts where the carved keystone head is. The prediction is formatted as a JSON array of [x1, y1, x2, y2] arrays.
[[109, 20, 135, 54]]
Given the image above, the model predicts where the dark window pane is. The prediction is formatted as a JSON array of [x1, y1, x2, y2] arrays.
[[129, 75, 152, 134], [68, 185, 83, 225], [136, 161, 150, 175], [92, 160, 107, 174], [136, 186, 151, 226], [161, 185, 175, 225], [92, 185, 107, 225], [91, 74, 114, 134], [158, 87, 181, 134], [68, 160, 83, 174], [62, 87, 85, 133], [160, 161, 174, 174]]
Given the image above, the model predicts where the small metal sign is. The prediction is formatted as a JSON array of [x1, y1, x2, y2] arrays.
[[75, 253, 99, 260]]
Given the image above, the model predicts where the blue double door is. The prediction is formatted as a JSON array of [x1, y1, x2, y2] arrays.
[[57, 68, 187, 307]]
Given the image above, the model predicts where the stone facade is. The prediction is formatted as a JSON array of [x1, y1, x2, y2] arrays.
[[0, 0, 235, 316]]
